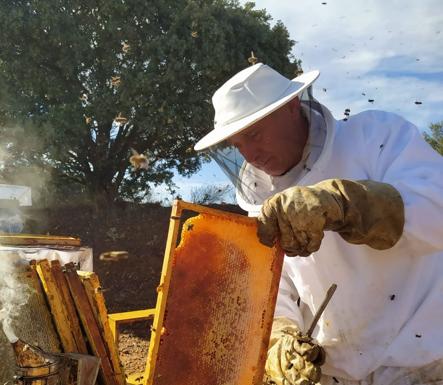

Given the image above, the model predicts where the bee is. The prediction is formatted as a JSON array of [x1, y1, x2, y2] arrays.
[[294, 68, 304, 76], [248, 51, 258, 65], [368, 99, 375, 103], [122, 42, 131, 53], [414, 101, 422, 105], [114, 112, 128, 125], [111, 76, 121, 86], [85, 116, 92, 124], [129, 148, 150, 171], [99, 251, 129, 262], [191, 31, 198, 38]]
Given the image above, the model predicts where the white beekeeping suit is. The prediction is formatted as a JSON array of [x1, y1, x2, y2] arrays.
[[248, 106, 443, 383]]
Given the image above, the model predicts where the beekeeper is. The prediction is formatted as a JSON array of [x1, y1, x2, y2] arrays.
[[194, 63, 443, 385]]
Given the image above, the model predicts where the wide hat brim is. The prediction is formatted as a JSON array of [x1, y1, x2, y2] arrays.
[[194, 70, 320, 151]]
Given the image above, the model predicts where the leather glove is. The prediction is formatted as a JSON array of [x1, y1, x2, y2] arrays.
[[263, 317, 325, 385], [257, 179, 404, 256]]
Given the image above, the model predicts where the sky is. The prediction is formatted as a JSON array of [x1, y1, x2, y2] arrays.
[[153, 0, 443, 203]]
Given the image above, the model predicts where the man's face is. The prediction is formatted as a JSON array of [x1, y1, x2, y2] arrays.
[[228, 98, 308, 176]]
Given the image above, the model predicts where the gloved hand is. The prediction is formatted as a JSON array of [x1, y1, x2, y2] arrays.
[[263, 317, 325, 385], [257, 179, 404, 256]]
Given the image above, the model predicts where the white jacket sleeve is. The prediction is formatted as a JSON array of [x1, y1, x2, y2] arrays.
[[363, 111, 443, 253]]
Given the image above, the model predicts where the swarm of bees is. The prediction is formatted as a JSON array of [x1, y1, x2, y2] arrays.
[[129, 148, 150, 171]]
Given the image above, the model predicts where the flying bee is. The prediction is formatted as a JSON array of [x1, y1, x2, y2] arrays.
[[99, 251, 129, 262], [129, 148, 150, 171], [248, 51, 258, 65], [191, 31, 198, 38], [368, 99, 375, 103], [294, 68, 304, 76], [414, 101, 423, 105], [114, 112, 128, 125], [122, 42, 131, 53], [111, 76, 121, 86]]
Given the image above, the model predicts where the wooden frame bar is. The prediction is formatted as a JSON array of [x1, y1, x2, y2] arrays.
[[0, 234, 81, 246], [64, 263, 121, 385], [35, 260, 80, 353], [108, 309, 156, 346], [79, 271, 127, 385], [50, 260, 88, 354], [144, 200, 183, 385]]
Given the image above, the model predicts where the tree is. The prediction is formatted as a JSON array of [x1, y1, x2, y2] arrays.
[[424, 121, 443, 156], [0, 0, 300, 204], [190, 183, 233, 204]]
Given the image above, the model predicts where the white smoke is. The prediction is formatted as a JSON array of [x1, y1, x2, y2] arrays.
[[0, 253, 32, 342]]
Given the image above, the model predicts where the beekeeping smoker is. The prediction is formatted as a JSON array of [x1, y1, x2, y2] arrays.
[[194, 63, 443, 385]]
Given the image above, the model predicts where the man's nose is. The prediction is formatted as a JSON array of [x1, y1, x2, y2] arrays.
[[239, 143, 260, 163]]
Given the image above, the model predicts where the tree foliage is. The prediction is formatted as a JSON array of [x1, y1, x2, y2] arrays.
[[424, 121, 443, 156], [0, 0, 300, 204]]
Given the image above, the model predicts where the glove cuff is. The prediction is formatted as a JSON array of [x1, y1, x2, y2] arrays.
[[316, 179, 405, 249], [269, 317, 301, 348]]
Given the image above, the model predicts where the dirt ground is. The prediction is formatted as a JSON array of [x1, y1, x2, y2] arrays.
[[22, 201, 245, 376]]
